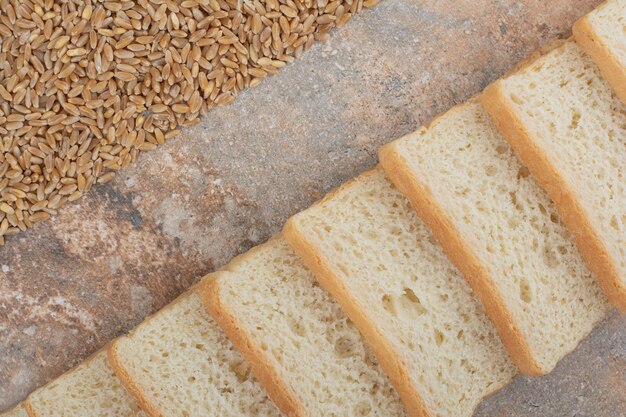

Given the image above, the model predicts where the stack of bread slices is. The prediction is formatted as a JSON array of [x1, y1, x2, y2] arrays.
[[4, 1, 624, 416]]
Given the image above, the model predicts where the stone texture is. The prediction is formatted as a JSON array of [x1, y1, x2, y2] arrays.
[[1, 0, 624, 415]]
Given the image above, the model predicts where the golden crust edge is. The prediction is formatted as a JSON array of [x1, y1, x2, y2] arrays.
[[23, 403, 36, 417], [283, 221, 426, 417], [106, 289, 203, 417], [199, 273, 303, 417], [107, 340, 163, 417], [0, 404, 28, 417], [24, 346, 143, 417], [573, 2, 626, 104]]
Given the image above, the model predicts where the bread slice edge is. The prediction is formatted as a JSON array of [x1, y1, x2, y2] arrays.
[[23, 403, 36, 417], [106, 289, 204, 417], [283, 169, 434, 417], [481, 82, 626, 311], [0, 404, 26, 417], [573, 3, 626, 104], [199, 273, 303, 417], [107, 340, 162, 417], [378, 138, 542, 375], [1, 404, 26, 417], [23, 345, 143, 417]]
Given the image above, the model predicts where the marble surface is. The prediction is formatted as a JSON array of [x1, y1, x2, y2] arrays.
[[1, 0, 624, 415]]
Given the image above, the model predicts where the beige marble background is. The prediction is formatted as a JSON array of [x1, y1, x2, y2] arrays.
[[1, 0, 624, 415]]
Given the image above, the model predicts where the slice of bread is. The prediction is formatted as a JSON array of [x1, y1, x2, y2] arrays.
[[25, 349, 146, 417], [379, 100, 610, 376], [201, 237, 407, 417], [283, 167, 516, 417], [482, 40, 626, 311], [108, 289, 281, 417], [0, 404, 27, 417], [574, 0, 626, 103]]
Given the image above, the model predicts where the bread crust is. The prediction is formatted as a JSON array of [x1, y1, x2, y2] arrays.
[[24, 346, 142, 417], [284, 168, 435, 417], [482, 81, 626, 312], [22, 404, 35, 417], [107, 290, 202, 417], [2, 404, 27, 417], [378, 139, 542, 376], [23, 404, 35, 417], [199, 273, 303, 417], [573, 2, 626, 104], [108, 339, 164, 417], [2, 405, 27, 417]]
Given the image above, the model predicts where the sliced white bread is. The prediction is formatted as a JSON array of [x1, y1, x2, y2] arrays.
[[0, 404, 27, 417], [574, 0, 626, 103], [108, 288, 281, 417], [201, 237, 407, 417], [25, 349, 145, 417], [283, 167, 516, 417], [379, 100, 610, 376], [483, 40, 626, 311]]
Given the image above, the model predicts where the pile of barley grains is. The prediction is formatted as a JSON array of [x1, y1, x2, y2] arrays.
[[0, 0, 376, 245]]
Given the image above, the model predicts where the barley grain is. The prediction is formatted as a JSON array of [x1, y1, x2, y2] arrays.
[[0, 0, 373, 244], [97, 171, 116, 184], [29, 211, 50, 222]]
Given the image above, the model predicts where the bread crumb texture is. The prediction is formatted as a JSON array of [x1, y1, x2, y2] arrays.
[[26, 349, 145, 417], [112, 290, 280, 417]]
